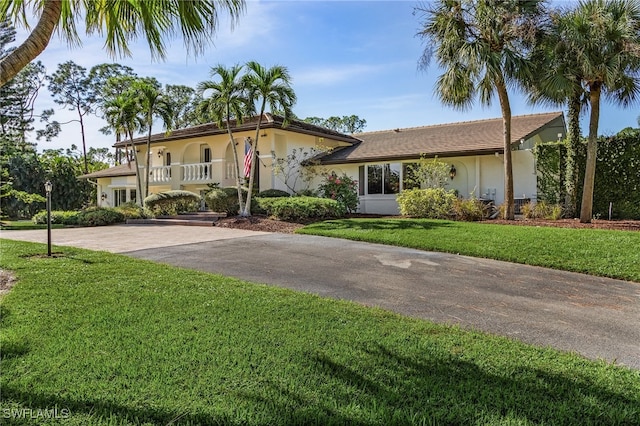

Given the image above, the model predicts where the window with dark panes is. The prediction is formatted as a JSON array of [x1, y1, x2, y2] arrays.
[[367, 164, 383, 194]]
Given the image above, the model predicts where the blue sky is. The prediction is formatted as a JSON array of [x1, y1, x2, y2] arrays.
[[17, 0, 640, 152]]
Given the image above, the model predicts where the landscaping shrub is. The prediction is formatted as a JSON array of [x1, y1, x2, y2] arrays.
[[32, 210, 79, 225], [76, 208, 125, 226], [318, 172, 359, 213], [396, 188, 456, 218], [522, 201, 564, 220], [258, 196, 344, 221], [204, 187, 249, 215], [257, 189, 291, 198], [144, 190, 201, 216], [113, 202, 146, 219], [452, 197, 485, 221]]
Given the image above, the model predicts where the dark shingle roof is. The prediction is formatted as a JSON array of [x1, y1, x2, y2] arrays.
[[318, 112, 565, 164], [113, 114, 360, 148], [79, 162, 137, 179]]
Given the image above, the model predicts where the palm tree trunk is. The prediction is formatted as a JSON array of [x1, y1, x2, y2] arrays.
[[0, 1, 62, 87], [242, 108, 266, 216], [226, 115, 244, 215], [128, 131, 144, 207], [145, 121, 153, 201], [78, 105, 89, 174], [564, 92, 581, 217], [580, 85, 601, 223], [496, 80, 515, 220]]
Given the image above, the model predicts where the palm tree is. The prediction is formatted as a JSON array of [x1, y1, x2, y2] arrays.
[[241, 61, 296, 216], [102, 93, 144, 206], [563, 0, 640, 223], [197, 64, 253, 215], [527, 7, 586, 217], [132, 78, 173, 201], [0, 0, 245, 87], [416, 0, 547, 220]]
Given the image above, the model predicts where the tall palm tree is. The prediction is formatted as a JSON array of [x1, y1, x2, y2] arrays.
[[0, 0, 245, 87], [102, 93, 144, 206], [527, 7, 586, 217], [197, 64, 253, 215], [241, 61, 296, 216], [563, 0, 640, 223], [416, 0, 547, 220], [132, 78, 173, 201]]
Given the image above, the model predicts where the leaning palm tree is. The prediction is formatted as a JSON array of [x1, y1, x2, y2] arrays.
[[416, 0, 547, 220], [562, 0, 640, 223], [0, 0, 245, 87], [241, 61, 297, 216], [102, 93, 145, 206], [132, 78, 173, 201], [197, 64, 253, 215]]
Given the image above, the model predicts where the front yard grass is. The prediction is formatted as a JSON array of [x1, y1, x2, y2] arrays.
[[0, 220, 64, 231], [1, 239, 639, 425], [298, 219, 640, 282]]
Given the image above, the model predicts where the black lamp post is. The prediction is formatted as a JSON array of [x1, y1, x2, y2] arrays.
[[45, 180, 52, 256]]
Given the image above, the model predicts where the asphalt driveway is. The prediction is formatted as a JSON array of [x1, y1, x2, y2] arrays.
[[3, 225, 639, 369]]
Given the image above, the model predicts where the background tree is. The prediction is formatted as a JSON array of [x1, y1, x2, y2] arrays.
[[197, 64, 253, 214], [47, 60, 96, 173], [0, 0, 246, 87], [416, 0, 546, 220], [242, 61, 296, 216], [164, 85, 202, 129], [303, 115, 367, 133]]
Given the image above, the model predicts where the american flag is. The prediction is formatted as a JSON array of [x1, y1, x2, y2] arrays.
[[243, 139, 253, 178]]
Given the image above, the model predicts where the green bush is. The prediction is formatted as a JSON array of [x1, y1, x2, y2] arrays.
[[452, 197, 485, 221], [204, 187, 249, 215], [144, 190, 201, 216], [522, 201, 564, 220], [76, 208, 125, 226], [317, 172, 359, 214], [257, 189, 291, 198], [257, 196, 344, 221], [113, 202, 147, 219], [32, 210, 79, 225], [396, 188, 457, 219]]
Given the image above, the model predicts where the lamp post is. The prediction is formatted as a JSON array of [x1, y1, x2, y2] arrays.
[[45, 181, 52, 256]]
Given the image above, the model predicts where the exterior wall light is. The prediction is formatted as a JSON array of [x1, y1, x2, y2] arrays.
[[449, 165, 457, 180]]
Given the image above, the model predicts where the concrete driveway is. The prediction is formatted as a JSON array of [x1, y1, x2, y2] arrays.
[[3, 225, 639, 369]]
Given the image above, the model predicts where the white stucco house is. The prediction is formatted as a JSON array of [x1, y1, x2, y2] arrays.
[[81, 111, 566, 215]]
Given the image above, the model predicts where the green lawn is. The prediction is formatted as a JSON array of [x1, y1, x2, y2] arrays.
[[298, 219, 640, 282], [1, 239, 639, 425], [0, 220, 64, 231]]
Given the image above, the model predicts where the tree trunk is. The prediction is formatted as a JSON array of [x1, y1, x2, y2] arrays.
[[242, 108, 266, 217], [0, 1, 62, 87], [78, 105, 89, 174], [129, 131, 144, 207], [496, 80, 514, 220], [145, 121, 153, 201], [580, 85, 601, 223], [564, 92, 581, 217], [226, 114, 244, 215]]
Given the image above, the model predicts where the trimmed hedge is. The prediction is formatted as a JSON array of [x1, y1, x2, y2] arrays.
[[257, 196, 344, 221], [257, 189, 291, 198], [396, 188, 457, 219], [204, 187, 248, 215], [32, 208, 126, 226], [536, 132, 640, 219], [144, 190, 201, 215]]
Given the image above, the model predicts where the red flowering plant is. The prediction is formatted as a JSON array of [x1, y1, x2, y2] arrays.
[[318, 172, 359, 214]]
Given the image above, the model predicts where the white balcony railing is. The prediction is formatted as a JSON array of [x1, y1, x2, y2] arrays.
[[182, 162, 213, 182], [149, 166, 171, 183]]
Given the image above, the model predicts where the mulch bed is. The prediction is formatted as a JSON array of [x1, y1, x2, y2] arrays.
[[215, 215, 640, 233]]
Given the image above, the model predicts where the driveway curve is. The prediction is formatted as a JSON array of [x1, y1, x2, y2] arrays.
[[3, 225, 639, 369]]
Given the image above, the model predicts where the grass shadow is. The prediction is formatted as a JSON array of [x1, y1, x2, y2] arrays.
[[304, 218, 454, 232]]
